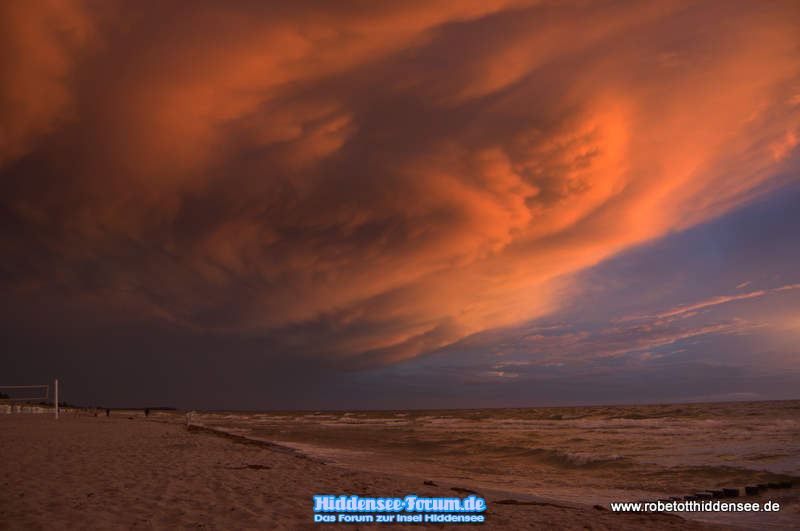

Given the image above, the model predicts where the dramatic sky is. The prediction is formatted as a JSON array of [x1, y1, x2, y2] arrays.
[[2, 0, 799, 410]]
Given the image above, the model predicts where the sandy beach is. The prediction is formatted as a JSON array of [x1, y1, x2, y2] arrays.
[[0, 414, 729, 530]]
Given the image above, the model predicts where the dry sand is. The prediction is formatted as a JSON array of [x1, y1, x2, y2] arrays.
[[0, 414, 728, 530]]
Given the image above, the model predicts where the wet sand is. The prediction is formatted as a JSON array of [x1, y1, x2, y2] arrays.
[[0, 414, 728, 529]]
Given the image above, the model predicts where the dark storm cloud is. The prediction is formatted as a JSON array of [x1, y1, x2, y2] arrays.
[[1, 0, 799, 382]]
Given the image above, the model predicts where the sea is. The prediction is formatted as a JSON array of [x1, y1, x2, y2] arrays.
[[187, 400, 800, 529]]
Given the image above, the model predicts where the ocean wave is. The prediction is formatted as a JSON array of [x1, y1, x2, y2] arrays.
[[452, 442, 630, 469]]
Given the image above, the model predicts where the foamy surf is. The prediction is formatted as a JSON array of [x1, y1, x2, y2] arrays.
[[191, 400, 800, 529]]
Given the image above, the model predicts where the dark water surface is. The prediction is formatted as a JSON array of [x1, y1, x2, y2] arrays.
[[191, 400, 800, 529]]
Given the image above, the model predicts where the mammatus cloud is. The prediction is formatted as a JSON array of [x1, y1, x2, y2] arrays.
[[1, 1, 799, 367]]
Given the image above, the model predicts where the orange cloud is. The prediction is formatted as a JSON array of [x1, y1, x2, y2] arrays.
[[1, 1, 799, 367], [0, 0, 97, 165]]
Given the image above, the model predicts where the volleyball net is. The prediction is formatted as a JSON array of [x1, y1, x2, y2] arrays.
[[0, 384, 50, 401], [0, 380, 59, 417]]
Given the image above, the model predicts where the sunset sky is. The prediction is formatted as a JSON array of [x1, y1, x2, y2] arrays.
[[2, 1, 799, 410]]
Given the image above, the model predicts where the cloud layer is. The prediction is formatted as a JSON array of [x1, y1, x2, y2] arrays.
[[2, 1, 799, 368]]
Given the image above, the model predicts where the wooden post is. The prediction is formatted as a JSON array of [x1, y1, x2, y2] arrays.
[[54, 379, 59, 419]]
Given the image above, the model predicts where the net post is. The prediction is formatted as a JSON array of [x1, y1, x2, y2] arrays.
[[54, 379, 59, 419]]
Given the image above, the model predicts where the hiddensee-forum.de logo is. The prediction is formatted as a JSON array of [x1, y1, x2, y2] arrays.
[[313, 494, 487, 523]]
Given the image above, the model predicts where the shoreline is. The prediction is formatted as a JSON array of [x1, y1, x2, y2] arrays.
[[187, 421, 598, 511], [0, 415, 731, 529]]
